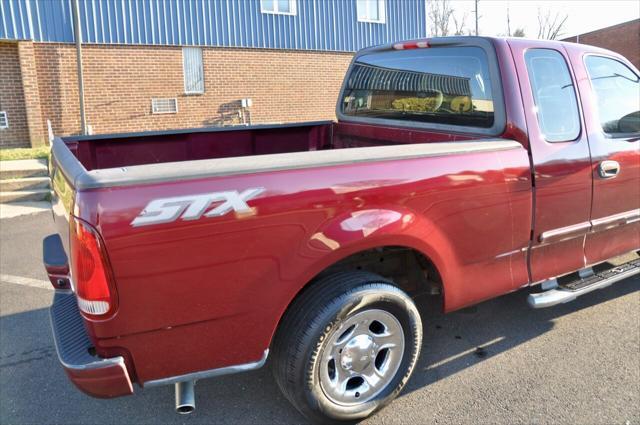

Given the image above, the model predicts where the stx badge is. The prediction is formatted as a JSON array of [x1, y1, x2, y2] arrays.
[[131, 188, 265, 227]]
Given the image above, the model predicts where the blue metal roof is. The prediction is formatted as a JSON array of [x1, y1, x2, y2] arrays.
[[0, 0, 427, 52]]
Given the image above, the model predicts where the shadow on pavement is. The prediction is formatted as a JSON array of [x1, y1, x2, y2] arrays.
[[0, 277, 637, 424]]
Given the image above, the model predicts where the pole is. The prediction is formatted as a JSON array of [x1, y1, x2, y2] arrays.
[[474, 0, 479, 36], [71, 0, 87, 135]]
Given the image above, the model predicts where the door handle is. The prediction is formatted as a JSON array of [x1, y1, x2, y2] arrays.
[[598, 160, 620, 179]]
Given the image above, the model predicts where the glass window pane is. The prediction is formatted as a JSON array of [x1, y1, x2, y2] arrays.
[[277, 0, 291, 13], [261, 0, 275, 12], [357, 0, 367, 20], [183, 47, 204, 94], [525, 49, 581, 142], [368, 0, 379, 20], [341, 46, 495, 128], [585, 56, 640, 135]]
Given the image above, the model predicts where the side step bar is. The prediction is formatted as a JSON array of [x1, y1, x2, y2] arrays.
[[528, 257, 640, 308]]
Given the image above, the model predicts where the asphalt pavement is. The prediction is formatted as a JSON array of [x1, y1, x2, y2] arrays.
[[0, 209, 638, 424]]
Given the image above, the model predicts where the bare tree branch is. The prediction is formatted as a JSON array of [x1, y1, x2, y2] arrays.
[[452, 12, 468, 36], [537, 8, 568, 40], [428, 0, 454, 37]]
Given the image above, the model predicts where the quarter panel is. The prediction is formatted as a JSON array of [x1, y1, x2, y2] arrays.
[[76, 144, 531, 382]]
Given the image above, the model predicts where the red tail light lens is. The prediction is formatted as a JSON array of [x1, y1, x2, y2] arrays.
[[393, 40, 430, 50], [70, 217, 116, 318]]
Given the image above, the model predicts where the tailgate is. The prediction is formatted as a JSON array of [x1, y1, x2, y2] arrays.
[[49, 138, 77, 256], [45, 137, 82, 290]]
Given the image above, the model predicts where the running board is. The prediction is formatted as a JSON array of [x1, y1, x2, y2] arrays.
[[528, 257, 640, 308]]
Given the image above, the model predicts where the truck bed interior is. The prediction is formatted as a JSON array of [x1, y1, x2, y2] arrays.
[[64, 121, 482, 171]]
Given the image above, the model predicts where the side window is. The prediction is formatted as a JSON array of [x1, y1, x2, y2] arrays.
[[525, 49, 581, 142], [341, 46, 495, 128], [585, 56, 640, 135]]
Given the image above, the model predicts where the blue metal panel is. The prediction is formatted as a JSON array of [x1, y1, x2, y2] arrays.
[[1, 0, 427, 52]]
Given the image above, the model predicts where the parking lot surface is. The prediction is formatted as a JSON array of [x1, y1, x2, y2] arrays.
[[1, 210, 638, 424]]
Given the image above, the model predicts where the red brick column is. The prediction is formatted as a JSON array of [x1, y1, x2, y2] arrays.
[[0, 42, 30, 148], [17, 41, 47, 147]]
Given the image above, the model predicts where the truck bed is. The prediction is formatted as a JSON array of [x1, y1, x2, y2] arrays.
[[53, 120, 496, 189]]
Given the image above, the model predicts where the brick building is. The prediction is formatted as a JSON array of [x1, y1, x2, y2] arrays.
[[562, 19, 640, 70], [0, 0, 427, 148]]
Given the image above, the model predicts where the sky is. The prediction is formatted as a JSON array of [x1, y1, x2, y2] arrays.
[[444, 0, 640, 39]]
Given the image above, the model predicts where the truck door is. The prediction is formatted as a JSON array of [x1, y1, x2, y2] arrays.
[[568, 52, 640, 263], [508, 40, 593, 282]]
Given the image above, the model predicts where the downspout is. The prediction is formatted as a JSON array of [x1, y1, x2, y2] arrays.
[[71, 0, 87, 135]]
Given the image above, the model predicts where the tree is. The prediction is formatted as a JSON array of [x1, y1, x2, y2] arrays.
[[537, 8, 568, 40], [513, 28, 526, 37], [452, 12, 468, 36], [428, 0, 454, 36], [428, 0, 470, 37]]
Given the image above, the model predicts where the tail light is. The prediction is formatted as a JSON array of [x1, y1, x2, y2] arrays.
[[393, 40, 430, 50], [70, 217, 117, 318]]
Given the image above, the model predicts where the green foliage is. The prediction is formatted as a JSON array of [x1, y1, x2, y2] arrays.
[[0, 146, 50, 161], [391, 97, 440, 112]]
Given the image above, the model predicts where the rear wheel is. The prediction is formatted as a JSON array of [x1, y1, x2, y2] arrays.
[[272, 271, 423, 423]]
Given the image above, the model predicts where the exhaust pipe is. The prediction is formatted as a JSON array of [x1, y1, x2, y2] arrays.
[[175, 381, 195, 414]]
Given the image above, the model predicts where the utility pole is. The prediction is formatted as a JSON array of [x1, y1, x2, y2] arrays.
[[474, 0, 479, 36], [71, 0, 87, 135]]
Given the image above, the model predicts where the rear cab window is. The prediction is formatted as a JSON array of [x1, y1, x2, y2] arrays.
[[338, 40, 505, 135], [584, 55, 640, 136], [524, 49, 581, 142]]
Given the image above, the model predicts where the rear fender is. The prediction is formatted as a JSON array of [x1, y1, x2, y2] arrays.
[[282, 205, 457, 311]]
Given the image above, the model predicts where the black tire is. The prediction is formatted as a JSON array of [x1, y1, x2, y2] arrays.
[[271, 271, 423, 423]]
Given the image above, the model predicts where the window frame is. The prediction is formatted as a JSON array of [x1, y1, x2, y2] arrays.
[[182, 47, 205, 95], [260, 0, 297, 16], [524, 48, 582, 143], [0, 111, 8, 129], [336, 37, 506, 137], [583, 53, 640, 139], [357, 0, 386, 24]]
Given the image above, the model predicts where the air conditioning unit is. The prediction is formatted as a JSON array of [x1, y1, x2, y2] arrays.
[[151, 98, 178, 114]]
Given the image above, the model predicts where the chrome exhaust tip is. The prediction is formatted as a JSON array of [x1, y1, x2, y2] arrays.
[[175, 381, 195, 414]]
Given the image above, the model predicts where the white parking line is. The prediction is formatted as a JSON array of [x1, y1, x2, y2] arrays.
[[0, 274, 52, 290]]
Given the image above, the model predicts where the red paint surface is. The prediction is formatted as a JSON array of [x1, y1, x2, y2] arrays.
[[47, 38, 639, 391]]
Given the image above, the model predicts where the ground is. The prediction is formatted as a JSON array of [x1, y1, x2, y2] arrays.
[[0, 209, 638, 424]]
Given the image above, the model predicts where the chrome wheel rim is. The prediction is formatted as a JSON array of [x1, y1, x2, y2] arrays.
[[318, 309, 405, 406]]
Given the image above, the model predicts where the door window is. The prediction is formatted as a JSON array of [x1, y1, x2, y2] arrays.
[[585, 55, 640, 135], [525, 49, 581, 142]]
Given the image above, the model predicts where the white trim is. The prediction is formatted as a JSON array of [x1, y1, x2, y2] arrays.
[[357, 0, 386, 24], [260, 0, 297, 16]]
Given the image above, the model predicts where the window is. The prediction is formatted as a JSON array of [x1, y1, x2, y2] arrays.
[[151, 98, 178, 114], [260, 0, 296, 15], [0, 111, 7, 129], [585, 56, 640, 135], [525, 49, 581, 142], [357, 0, 385, 23], [182, 47, 204, 94], [341, 46, 496, 128]]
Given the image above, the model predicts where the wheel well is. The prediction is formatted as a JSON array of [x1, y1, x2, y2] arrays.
[[315, 246, 443, 299]]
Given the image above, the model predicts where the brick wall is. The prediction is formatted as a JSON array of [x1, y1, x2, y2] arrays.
[[33, 43, 354, 137], [0, 42, 30, 148], [563, 19, 640, 69]]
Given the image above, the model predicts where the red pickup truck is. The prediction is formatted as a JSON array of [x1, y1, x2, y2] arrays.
[[44, 36, 639, 423]]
